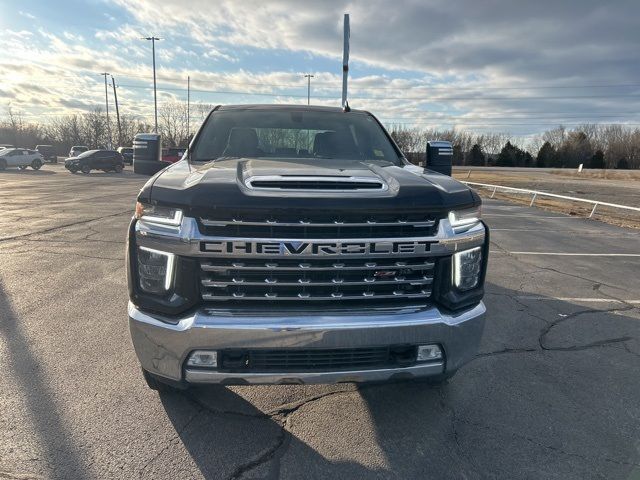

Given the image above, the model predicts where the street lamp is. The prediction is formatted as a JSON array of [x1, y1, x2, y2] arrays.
[[304, 74, 314, 105]]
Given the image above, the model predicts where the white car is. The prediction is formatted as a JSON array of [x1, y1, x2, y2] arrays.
[[69, 146, 89, 157], [0, 148, 44, 171]]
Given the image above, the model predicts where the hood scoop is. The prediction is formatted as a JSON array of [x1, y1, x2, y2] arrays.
[[246, 175, 387, 192]]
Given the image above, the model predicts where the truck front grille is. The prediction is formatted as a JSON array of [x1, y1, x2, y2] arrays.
[[218, 346, 418, 372], [200, 256, 435, 303]]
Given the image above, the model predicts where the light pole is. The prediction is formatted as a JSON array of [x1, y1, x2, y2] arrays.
[[99, 72, 112, 148], [304, 74, 314, 105], [142, 36, 161, 132], [111, 75, 122, 147]]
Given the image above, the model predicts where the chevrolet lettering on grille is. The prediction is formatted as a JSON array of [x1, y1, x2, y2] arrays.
[[201, 240, 433, 256]]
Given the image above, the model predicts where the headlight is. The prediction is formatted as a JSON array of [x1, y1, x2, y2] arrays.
[[453, 247, 482, 291], [448, 206, 481, 233], [135, 202, 183, 226], [137, 246, 175, 293]]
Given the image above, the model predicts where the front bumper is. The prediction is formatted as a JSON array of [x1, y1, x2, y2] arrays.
[[128, 301, 486, 385]]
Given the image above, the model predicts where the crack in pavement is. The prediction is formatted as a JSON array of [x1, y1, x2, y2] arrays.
[[179, 388, 355, 480], [437, 388, 482, 476], [452, 416, 640, 468], [138, 403, 204, 479], [0, 210, 132, 243], [37, 249, 122, 262], [480, 238, 639, 358]]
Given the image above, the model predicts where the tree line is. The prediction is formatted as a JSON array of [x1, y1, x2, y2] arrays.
[[387, 124, 640, 169], [0, 102, 214, 155], [1, 105, 639, 169]]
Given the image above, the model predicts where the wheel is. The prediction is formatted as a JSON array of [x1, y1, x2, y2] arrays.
[[69, 168, 78, 174], [0, 159, 6, 171], [114, 163, 123, 173], [81, 165, 91, 174], [31, 159, 42, 170], [141, 368, 186, 392], [18, 165, 28, 170]]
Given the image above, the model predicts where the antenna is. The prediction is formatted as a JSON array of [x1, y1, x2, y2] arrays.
[[341, 13, 350, 111]]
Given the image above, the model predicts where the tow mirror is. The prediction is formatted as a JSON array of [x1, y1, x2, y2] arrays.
[[425, 140, 453, 176]]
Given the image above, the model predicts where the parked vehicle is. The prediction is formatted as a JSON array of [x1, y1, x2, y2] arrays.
[[117, 147, 134, 165], [0, 148, 44, 170], [162, 147, 186, 164], [35, 144, 57, 163], [69, 146, 89, 157], [127, 104, 488, 392], [64, 149, 124, 174]]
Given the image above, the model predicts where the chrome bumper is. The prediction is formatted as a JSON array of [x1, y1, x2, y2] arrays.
[[128, 301, 486, 385]]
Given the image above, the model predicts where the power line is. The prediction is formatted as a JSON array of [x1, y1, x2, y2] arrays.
[[20, 66, 640, 92], [113, 82, 640, 101]]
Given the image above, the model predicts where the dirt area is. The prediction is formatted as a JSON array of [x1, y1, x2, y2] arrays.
[[453, 169, 640, 229]]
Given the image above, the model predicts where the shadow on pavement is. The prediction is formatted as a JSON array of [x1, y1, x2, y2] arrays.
[[0, 169, 56, 175], [0, 282, 90, 479], [156, 282, 640, 479]]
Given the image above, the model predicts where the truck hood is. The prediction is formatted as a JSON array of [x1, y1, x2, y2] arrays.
[[143, 158, 478, 216]]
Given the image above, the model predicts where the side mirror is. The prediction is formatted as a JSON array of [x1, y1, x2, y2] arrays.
[[425, 140, 453, 176], [133, 133, 164, 176]]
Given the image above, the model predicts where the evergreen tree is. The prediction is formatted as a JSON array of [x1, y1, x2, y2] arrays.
[[589, 150, 605, 169], [496, 142, 515, 167], [616, 158, 629, 169], [467, 143, 485, 166], [536, 142, 555, 168]]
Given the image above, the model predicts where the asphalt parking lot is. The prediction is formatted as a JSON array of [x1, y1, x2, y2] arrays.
[[1, 164, 639, 479]]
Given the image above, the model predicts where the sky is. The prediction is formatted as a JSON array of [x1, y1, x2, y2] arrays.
[[1, 0, 639, 139]]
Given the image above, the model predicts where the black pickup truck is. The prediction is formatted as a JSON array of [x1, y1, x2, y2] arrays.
[[127, 104, 488, 391]]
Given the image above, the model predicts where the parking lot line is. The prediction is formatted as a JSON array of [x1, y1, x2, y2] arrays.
[[516, 296, 640, 304], [490, 251, 640, 257], [483, 213, 582, 218]]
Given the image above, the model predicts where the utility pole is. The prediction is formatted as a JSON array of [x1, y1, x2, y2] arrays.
[[111, 75, 122, 147], [304, 74, 314, 105], [187, 75, 190, 140], [99, 72, 112, 148], [142, 36, 161, 132]]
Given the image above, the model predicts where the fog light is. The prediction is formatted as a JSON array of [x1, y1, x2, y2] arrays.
[[417, 344, 443, 362], [187, 350, 218, 368]]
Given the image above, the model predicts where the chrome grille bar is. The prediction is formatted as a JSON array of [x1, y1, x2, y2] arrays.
[[202, 277, 434, 287], [202, 290, 432, 301], [200, 260, 435, 272]]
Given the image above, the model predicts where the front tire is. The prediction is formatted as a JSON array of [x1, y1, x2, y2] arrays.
[[69, 168, 78, 174], [114, 164, 123, 173], [81, 165, 91, 174], [31, 159, 42, 170]]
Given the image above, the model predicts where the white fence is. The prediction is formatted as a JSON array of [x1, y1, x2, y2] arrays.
[[461, 181, 640, 218]]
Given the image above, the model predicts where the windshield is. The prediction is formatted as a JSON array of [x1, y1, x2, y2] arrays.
[[192, 109, 402, 165], [77, 150, 97, 158]]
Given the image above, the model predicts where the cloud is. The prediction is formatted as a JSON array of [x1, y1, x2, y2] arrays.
[[2, 1, 640, 138], [18, 11, 36, 20]]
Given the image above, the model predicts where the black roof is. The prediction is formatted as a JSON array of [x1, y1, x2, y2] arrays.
[[216, 104, 368, 114]]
